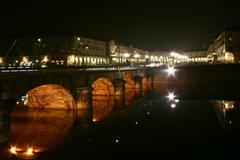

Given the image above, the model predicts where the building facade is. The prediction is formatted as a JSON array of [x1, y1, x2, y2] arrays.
[[152, 50, 207, 65], [0, 36, 151, 67], [0, 35, 108, 66], [108, 40, 150, 65], [207, 30, 240, 63]]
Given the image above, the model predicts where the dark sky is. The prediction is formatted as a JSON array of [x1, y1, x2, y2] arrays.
[[1, 0, 240, 51]]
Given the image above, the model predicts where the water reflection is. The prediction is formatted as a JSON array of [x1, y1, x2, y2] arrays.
[[166, 92, 180, 109], [212, 100, 240, 131], [1, 87, 143, 159], [92, 96, 114, 123], [125, 90, 136, 108], [0, 109, 10, 143], [8, 107, 75, 159]]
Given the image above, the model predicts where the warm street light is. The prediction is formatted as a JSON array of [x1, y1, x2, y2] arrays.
[[166, 66, 176, 76]]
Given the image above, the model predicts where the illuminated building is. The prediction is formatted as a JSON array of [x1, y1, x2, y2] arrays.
[[207, 29, 240, 63], [108, 40, 149, 65], [0, 36, 151, 66], [0, 36, 108, 66], [152, 50, 207, 65]]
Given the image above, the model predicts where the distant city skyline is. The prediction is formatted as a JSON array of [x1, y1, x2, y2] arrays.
[[0, 1, 240, 51]]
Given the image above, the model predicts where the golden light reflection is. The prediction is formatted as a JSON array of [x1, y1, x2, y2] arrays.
[[125, 90, 135, 108], [9, 108, 75, 153], [25, 147, 33, 156], [9, 146, 18, 155], [92, 95, 114, 123], [8, 145, 39, 159]]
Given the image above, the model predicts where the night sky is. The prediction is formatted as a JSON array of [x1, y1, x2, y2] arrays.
[[1, 0, 240, 51]]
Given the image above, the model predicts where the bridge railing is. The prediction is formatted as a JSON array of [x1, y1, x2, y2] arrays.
[[0, 64, 151, 73]]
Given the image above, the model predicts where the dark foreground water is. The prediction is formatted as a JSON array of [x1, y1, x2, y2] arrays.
[[1, 85, 240, 159]]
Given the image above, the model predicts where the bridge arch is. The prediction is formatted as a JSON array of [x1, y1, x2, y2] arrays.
[[25, 84, 76, 109], [92, 78, 115, 96]]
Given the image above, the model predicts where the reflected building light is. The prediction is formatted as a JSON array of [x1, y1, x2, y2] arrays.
[[145, 55, 149, 59], [166, 66, 176, 76], [170, 103, 176, 108], [41, 64, 47, 68], [174, 99, 180, 103], [167, 92, 176, 101]]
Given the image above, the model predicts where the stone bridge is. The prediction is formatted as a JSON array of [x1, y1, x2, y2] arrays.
[[0, 67, 154, 110], [1, 64, 240, 110], [1, 64, 240, 144]]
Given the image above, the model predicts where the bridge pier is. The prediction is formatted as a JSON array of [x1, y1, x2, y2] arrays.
[[75, 109, 93, 126], [0, 85, 15, 110], [75, 85, 93, 110], [134, 76, 143, 90], [113, 78, 126, 96], [147, 74, 154, 90], [0, 108, 10, 143], [134, 76, 143, 98]]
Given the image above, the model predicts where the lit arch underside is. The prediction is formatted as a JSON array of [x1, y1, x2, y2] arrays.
[[27, 84, 76, 109], [92, 78, 115, 96]]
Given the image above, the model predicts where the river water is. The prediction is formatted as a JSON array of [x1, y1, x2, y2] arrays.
[[1, 85, 240, 159]]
